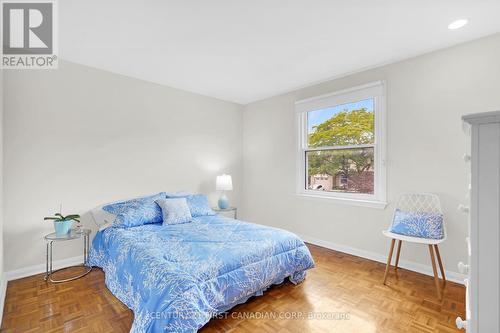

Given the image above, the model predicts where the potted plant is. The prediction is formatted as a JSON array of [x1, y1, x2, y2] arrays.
[[44, 213, 81, 236]]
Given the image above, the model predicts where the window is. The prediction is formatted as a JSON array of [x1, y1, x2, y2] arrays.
[[295, 82, 386, 208]]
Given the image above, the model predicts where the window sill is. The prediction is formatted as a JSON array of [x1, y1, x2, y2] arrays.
[[296, 193, 388, 209]]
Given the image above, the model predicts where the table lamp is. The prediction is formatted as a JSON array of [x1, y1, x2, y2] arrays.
[[216, 174, 233, 209]]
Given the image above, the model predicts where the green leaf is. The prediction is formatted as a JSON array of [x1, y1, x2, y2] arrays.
[[45, 212, 80, 222], [307, 108, 375, 192]]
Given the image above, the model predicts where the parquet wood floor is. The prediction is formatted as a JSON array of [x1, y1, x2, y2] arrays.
[[1, 244, 465, 332]]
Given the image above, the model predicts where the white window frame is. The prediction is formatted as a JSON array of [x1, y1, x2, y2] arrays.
[[295, 81, 387, 209]]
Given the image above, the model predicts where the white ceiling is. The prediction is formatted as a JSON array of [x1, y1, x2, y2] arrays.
[[60, 0, 500, 104]]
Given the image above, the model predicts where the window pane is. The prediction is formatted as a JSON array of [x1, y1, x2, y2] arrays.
[[307, 99, 375, 147], [306, 147, 374, 194]]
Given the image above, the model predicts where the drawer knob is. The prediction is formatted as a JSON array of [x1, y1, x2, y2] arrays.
[[465, 237, 471, 256], [463, 154, 471, 162], [456, 317, 467, 330], [458, 262, 469, 274], [458, 204, 470, 213]]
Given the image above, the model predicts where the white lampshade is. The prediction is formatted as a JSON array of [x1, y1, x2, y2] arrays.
[[216, 174, 233, 191]]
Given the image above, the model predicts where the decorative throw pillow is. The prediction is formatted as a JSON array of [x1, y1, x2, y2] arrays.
[[165, 192, 216, 217], [390, 209, 444, 239], [186, 194, 216, 217], [156, 198, 193, 225], [102, 192, 166, 228]]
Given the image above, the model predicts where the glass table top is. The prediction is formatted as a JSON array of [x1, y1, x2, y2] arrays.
[[45, 228, 91, 241], [212, 207, 237, 211]]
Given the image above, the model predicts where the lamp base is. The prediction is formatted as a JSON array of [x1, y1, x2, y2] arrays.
[[218, 194, 229, 209]]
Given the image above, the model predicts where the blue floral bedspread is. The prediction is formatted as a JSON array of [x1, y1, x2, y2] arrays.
[[89, 215, 314, 332]]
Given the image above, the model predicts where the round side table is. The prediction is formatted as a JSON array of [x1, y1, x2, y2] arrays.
[[44, 228, 92, 283]]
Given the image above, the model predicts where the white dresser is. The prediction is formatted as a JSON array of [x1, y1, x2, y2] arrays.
[[457, 111, 500, 332]]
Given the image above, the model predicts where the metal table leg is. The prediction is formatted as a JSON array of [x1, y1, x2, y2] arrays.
[[44, 242, 49, 281], [45, 237, 92, 283]]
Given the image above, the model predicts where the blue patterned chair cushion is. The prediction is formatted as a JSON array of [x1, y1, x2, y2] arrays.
[[390, 209, 444, 239], [165, 193, 216, 217], [102, 192, 166, 228], [156, 198, 192, 225]]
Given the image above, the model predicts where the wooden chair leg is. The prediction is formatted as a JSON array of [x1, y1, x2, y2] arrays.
[[383, 239, 396, 285], [428, 245, 442, 300], [394, 240, 402, 271], [434, 244, 446, 285]]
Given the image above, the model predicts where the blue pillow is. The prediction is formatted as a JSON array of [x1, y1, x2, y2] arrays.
[[390, 209, 444, 239], [186, 194, 216, 217], [103, 192, 166, 228], [156, 198, 192, 225], [165, 191, 192, 198], [165, 193, 216, 217]]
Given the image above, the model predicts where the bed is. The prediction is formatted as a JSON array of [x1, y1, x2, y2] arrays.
[[89, 214, 315, 332]]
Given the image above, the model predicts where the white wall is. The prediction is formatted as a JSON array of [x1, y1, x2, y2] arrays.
[[3, 61, 243, 272], [241, 33, 500, 277]]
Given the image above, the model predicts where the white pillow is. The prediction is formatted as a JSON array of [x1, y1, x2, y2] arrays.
[[91, 205, 117, 231]]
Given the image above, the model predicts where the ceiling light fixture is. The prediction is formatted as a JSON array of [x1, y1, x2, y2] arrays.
[[448, 19, 468, 30]]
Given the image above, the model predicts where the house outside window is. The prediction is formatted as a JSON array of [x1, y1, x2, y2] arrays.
[[295, 81, 387, 208]]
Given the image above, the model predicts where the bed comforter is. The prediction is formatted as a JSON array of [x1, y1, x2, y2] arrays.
[[89, 215, 314, 332]]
